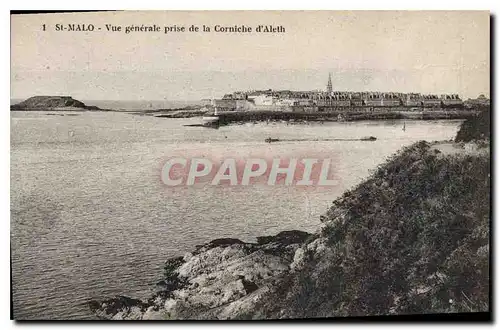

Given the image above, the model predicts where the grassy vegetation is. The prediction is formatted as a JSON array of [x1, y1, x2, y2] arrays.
[[455, 109, 491, 142], [252, 140, 490, 318]]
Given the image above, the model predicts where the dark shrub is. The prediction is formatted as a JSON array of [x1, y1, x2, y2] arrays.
[[455, 109, 490, 142]]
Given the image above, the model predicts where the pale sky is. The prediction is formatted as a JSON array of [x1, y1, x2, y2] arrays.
[[11, 11, 490, 101]]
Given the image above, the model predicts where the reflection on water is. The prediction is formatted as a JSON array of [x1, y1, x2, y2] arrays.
[[10, 111, 462, 319]]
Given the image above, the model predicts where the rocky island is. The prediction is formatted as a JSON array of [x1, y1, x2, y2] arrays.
[[10, 96, 103, 111], [89, 110, 490, 320]]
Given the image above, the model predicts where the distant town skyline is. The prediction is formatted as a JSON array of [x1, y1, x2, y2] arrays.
[[11, 11, 490, 101]]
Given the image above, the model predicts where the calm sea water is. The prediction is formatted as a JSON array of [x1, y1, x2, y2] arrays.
[[10, 110, 462, 319], [10, 99, 200, 111], [83, 100, 201, 111]]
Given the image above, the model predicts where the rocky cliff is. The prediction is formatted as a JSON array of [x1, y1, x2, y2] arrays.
[[89, 231, 312, 320], [251, 141, 489, 319]]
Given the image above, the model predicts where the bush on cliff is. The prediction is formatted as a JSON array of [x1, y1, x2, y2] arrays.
[[252, 141, 490, 318], [455, 109, 490, 142]]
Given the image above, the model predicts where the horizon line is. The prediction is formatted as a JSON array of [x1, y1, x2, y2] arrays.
[[10, 90, 491, 102]]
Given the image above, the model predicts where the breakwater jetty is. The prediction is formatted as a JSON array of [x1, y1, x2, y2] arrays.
[[264, 136, 377, 143], [214, 108, 479, 125]]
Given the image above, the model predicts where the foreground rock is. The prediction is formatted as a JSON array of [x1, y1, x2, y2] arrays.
[[11, 96, 102, 111], [89, 230, 312, 320]]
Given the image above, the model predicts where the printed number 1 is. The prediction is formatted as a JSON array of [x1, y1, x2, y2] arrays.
[[42, 24, 46, 31]]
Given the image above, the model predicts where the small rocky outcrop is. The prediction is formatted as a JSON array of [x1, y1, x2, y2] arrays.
[[88, 230, 312, 320], [11, 96, 101, 111]]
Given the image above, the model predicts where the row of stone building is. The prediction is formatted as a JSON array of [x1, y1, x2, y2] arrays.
[[220, 90, 464, 108]]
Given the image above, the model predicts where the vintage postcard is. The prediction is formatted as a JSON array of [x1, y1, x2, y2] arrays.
[[10, 10, 490, 321]]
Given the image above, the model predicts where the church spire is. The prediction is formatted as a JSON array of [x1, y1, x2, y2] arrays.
[[327, 73, 333, 94]]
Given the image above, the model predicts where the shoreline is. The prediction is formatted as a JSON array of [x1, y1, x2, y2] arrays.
[[151, 107, 483, 124], [88, 109, 490, 320], [11, 95, 486, 125], [88, 126, 490, 320], [212, 109, 479, 125]]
